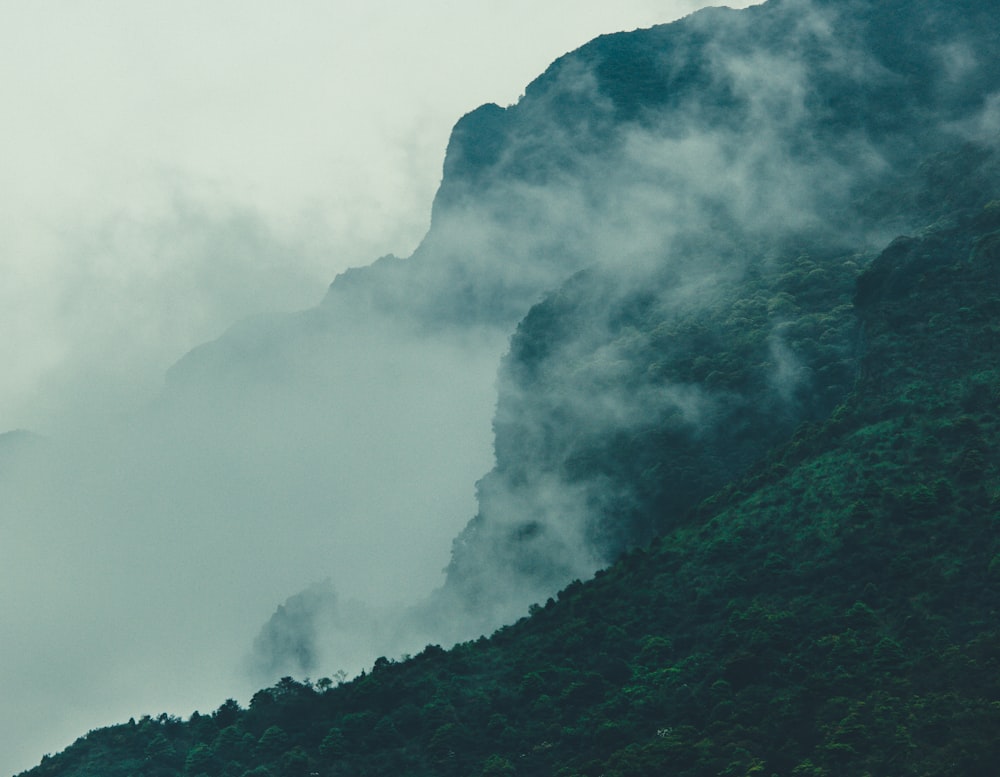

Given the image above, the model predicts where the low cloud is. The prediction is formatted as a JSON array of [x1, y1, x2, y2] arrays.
[[6, 1, 1000, 774], [243, 0, 1000, 674]]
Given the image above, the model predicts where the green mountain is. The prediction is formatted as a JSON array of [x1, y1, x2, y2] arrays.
[[433, 0, 1000, 629], [23, 190, 1000, 776], [19, 0, 1000, 773]]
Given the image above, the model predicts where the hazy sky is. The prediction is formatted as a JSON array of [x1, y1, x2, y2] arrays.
[[0, 3, 758, 774], [0, 0, 744, 433]]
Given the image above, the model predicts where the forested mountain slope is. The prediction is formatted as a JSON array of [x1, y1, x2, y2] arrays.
[[155, 0, 1000, 665], [433, 0, 1000, 628], [16, 0, 1000, 773], [23, 180, 1000, 777]]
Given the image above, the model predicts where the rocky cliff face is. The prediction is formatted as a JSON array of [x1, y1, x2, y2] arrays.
[[160, 0, 1000, 664], [432, 0, 1000, 628]]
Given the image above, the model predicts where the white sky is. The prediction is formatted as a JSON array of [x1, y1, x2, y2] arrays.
[[0, 0, 754, 432], [0, 3, 758, 774]]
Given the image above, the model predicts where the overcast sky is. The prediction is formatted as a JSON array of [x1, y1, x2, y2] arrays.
[[0, 3, 757, 774], [0, 0, 753, 433]]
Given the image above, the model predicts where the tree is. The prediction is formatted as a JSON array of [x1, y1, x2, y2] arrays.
[[184, 742, 215, 774], [480, 754, 516, 776], [145, 733, 179, 766], [255, 726, 289, 759]]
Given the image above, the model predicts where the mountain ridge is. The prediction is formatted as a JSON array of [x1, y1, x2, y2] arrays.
[[22, 191, 1000, 775], [14, 0, 1000, 772]]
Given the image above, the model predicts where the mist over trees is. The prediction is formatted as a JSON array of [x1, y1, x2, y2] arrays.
[[22, 162, 1000, 775], [7, 0, 1000, 773], [244, 0, 1000, 650]]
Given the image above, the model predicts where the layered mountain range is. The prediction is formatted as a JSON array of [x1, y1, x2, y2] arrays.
[[16, 0, 1000, 773]]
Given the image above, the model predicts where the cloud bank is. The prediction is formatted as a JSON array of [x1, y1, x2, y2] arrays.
[[36, 2, 981, 774]]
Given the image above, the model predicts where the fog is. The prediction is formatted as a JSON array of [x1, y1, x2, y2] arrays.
[[1, 3, 774, 774], [6, 3, 996, 771], [19, 0, 998, 772], [396, 0, 1000, 635]]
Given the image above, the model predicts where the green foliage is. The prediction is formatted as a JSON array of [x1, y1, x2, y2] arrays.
[[182, 743, 213, 775], [479, 754, 516, 776], [29, 180, 1000, 777], [15, 2, 1000, 776]]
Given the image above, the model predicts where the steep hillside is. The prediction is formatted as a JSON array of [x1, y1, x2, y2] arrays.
[[22, 182, 1000, 777], [434, 0, 1000, 627], [15, 0, 1000, 772], [154, 0, 1000, 664]]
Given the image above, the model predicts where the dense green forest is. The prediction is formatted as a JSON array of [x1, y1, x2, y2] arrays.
[[431, 0, 1000, 627], [23, 188, 1000, 776], [19, 0, 1000, 773]]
